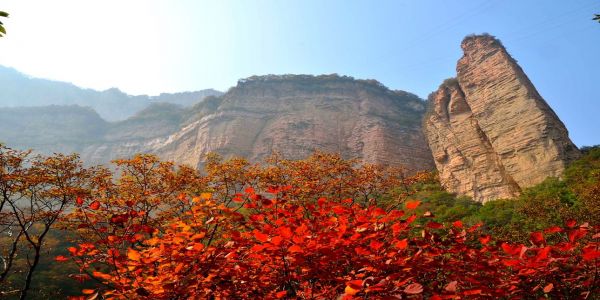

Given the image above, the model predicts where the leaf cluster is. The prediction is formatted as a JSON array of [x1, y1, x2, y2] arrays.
[[65, 186, 600, 299], [3, 145, 600, 298], [0, 11, 7, 37], [48, 150, 600, 299]]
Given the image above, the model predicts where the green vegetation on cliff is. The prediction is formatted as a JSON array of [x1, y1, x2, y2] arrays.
[[406, 145, 600, 241]]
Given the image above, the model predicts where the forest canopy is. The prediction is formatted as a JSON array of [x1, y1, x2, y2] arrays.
[[1, 145, 600, 299]]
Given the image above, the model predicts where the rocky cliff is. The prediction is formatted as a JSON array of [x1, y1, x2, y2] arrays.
[[1, 74, 435, 172], [424, 34, 580, 202], [154, 75, 434, 171]]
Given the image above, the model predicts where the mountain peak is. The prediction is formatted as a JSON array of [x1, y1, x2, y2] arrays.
[[424, 35, 580, 202]]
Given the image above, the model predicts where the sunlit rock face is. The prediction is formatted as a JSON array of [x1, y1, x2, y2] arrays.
[[424, 34, 580, 202], [77, 74, 436, 172]]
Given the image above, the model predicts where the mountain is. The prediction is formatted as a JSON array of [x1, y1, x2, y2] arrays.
[[1, 35, 581, 197], [0, 105, 107, 153], [423, 34, 580, 202], [0, 74, 436, 172], [81, 75, 435, 172], [0, 65, 222, 121]]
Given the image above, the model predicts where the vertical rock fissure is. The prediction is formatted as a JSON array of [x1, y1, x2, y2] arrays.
[[469, 114, 521, 196], [453, 79, 522, 197]]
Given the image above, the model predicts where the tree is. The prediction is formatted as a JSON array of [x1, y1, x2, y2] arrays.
[[0, 145, 30, 296], [0, 145, 90, 299], [64, 185, 600, 299], [0, 11, 7, 37], [53, 153, 600, 299], [1, 150, 598, 298]]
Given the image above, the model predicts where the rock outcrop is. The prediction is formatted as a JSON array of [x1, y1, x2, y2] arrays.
[[147, 75, 434, 171], [2, 74, 436, 172], [424, 34, 580, 202]]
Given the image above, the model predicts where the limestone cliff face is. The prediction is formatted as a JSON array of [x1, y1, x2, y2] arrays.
[[62, 75, 435, 172], [424, 35, 580, 202]]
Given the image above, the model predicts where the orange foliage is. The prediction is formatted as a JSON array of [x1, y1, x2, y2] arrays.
[[0, 150, 585, 299], [69, 188, 600, 298]]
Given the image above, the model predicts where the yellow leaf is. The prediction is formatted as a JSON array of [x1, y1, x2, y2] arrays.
[[200, 192, 212, 200], [127, 248, 141, 261], [146, 237, 159, 246], [345, 285, 359, 295]]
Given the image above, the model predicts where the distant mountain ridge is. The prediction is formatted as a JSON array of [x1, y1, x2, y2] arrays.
[[0, 105, 107, 153], [0, 65, 222, 121]]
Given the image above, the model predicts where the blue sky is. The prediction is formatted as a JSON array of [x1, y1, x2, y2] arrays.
[[0, 0, 598, 146]]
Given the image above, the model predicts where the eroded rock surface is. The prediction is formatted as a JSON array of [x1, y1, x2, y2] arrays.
[[143, 75, 435, 172], [424, 35, 580, 202], [1, 74, 435, 172]]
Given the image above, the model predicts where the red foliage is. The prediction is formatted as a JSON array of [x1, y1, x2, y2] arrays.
[[63, 187, 600, 299]]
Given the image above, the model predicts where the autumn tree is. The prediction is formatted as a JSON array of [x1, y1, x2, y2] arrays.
[[0, 145, 30, 294], [62, 154, 208, 291], [0, 150, 595, 299], [204, 153, 257, 205], [54, 153, 600, 299], [201, 151, 413, 209], [251, 151, 410, 207], [0, 145, 89, 299], [64, 184, 600, 299]]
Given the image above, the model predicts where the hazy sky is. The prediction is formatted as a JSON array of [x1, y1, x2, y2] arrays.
[[0, 0, 598, 146]]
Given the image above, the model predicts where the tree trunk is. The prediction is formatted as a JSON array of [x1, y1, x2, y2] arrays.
[[19, 246, 41, 300]]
